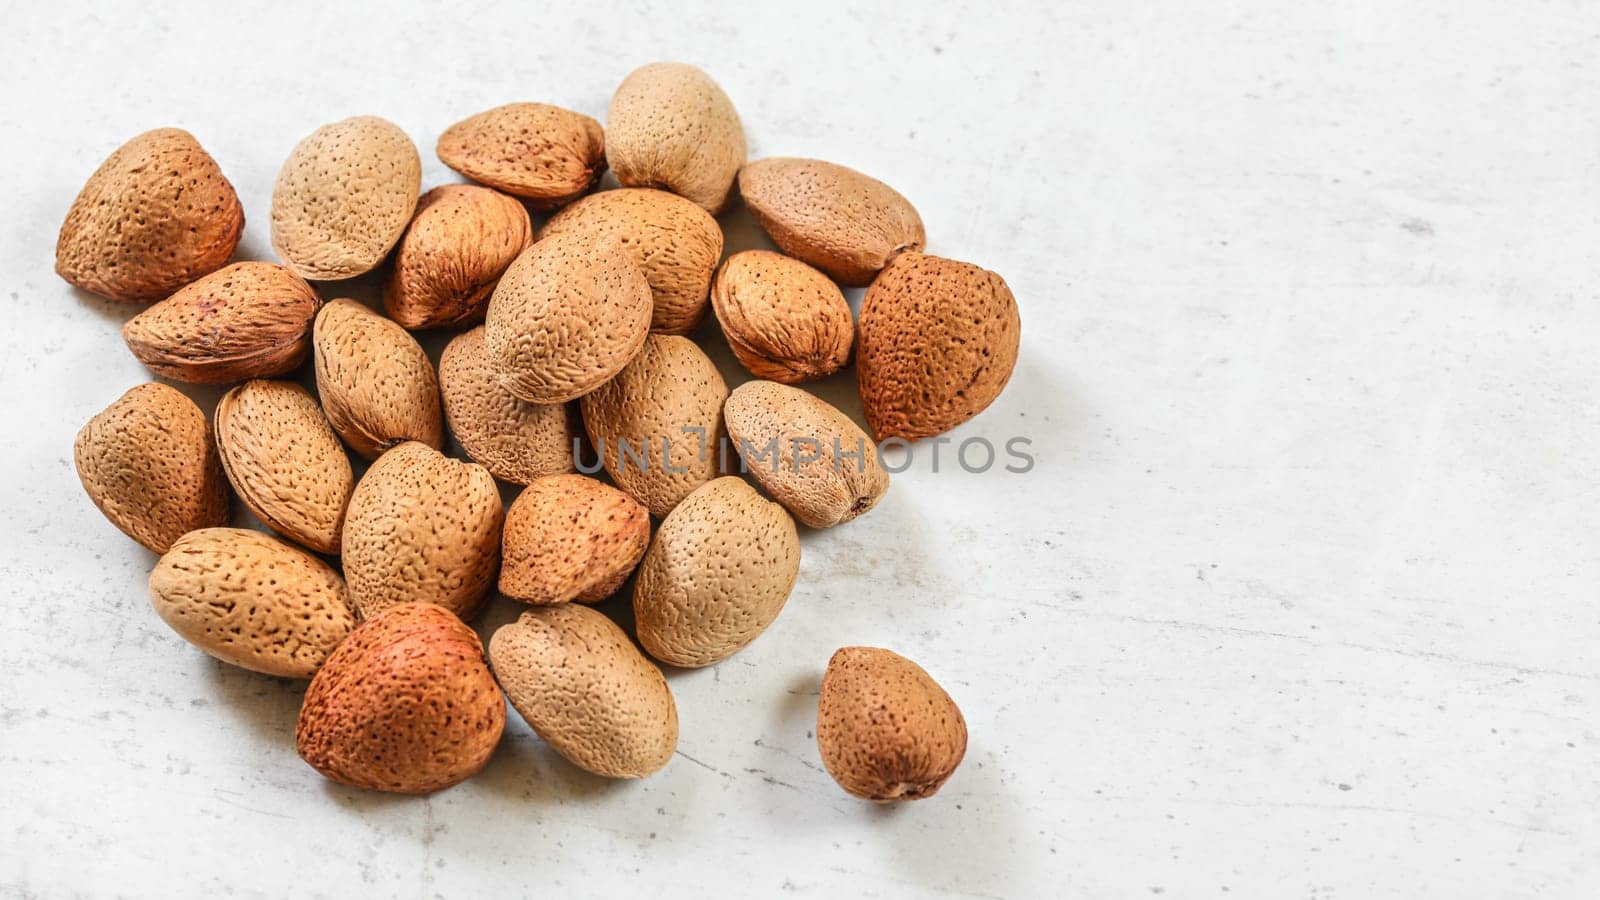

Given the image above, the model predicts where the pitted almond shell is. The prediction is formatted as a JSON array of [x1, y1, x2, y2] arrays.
[[436, 103, 606, 208], [710, 250, 853, 383], [313, 299, 444, 460], [606, 62, 746, 214], [440, 326, 579, 485], [500, 474, 650, 605], [383, 184, 533, 330], [816, 646, 967, 802]]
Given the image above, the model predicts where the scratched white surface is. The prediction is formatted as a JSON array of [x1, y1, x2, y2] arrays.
[[2, 1, 1598, 897]]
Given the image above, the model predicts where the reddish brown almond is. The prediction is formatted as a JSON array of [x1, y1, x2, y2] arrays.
[[439, 326, 579, 485], [215, 380, 353, 554], [500, 475, 650, 605], [484, 235, 652, 404], [149, 528, 356, 678], [122, 262, 321, 384], [606, 62, 746, 214], [74, 383, 230, 553], [437, 103, 606, 208], [341, 442, 503, 621], [56, 128, 243, 302], [710, 250, 853, 383], [816, 647, 967, 802], [580, 334, 727, 518], [271, 116, 421, 281], [738, 157, 925, 286], [856, 252, 1020, 441], [313, 299, 444, 460], [297, 603, 505, 794], [383, 185, 533, 330], [539, 188, 723, 335]]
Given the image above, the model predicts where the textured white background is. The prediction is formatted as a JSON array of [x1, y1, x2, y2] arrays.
[[3, 1, 1599, 897]]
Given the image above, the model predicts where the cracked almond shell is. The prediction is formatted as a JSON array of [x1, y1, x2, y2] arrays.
[[856, 252, 1020, 441], [436, 103, 606, 208], [723, 380, 888, 528], [580, 334, 727, 518], [816, 646, 967, 802], [122, 262, 321, 384], [539, 188, 723, 335], [56, 128, 244, 303], [383, 184, 533, 330], [606, 62, 746, 214], [738, 157, 925, 286], [710, 250, 853, 383], [271, 116, 421, 281], [74, 383, 230, 553], [500, 474, 650, 605], [313, 299, 444, 460], [632, 477, 799, 667], [440, 326, 579, 485], [149, 528, 356, 678], [490, 604, 677, 778], [341, 442, 503, 621], [215, 380, 353, 554], [297, 603, 505, 794]]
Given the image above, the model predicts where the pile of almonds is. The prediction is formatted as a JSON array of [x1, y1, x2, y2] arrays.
[[63, 61, 1018, 801]]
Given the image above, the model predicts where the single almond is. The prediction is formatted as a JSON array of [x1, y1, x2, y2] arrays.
[[313, 299, 444, 460], [500, 474, 650, 605], [383, 184, 533, 330], [439, 326, 579, 485], [710, 250, 853, 383], [816, 646, 967, 801], [606, 62, 745, 214], [436, 103, 605, 208]]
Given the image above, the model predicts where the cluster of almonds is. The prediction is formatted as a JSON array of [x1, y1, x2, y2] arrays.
[[62, 62, 1018, 801]]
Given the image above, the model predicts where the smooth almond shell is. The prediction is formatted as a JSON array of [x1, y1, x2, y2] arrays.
[[149, 528, 356, 678], [606, 62, 746, 214], [580, 334, 727, 518], [215, 380, 353, 554], [738, 157, 925, 286], [817, 646, 967, 801], [856, 252, 1020, 441], [74, 383, 230, 553], [490, 604, 677, 778], [122, 262, 321, 384], [539, 188, 723, 335], [271, 116, 421, 281], [632, 477, 799, 667], [440, 326, 579, 485], [710, 250, 853, 383], [313, 299, 444, 460], [484, 235, 652, 404], [436, 103, 605, 208], [297, 603, 505, 794], [341, 442, 503, 621], [56, 128, 243, 303], [383, 184, 533, 330], [723, 380, 888, 528], [500, 474, 650, 605]]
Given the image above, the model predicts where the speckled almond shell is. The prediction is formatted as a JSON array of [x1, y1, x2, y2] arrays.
[[538, 188, 723, 335], [148, 528, 356, 679], [816, 646, 967, 802], [313, 299, 444, 460], [856, 252, 1020, 442], [484, 234, 652, 404], [271, 116, 421, 281], [737, 158, 925, 286], [341, 442, 503, 621], [606, 62, 746, 214], [74, 383, 230, 553], [296, 603, 505, 794], [723, 381, 888, 528], [710, 250, 853, 383], [383, 185, 533, 330], [122, 262, 321, 384], [436, 103, 606, 208], [439, 326, 579, 485], [55, 128, 244, 303], [500, 475, 650, 605], [632, 477, 799, 668], [489, 604, 677, 779], [215, 380, 353, 554], [580, 334, 727, 518]]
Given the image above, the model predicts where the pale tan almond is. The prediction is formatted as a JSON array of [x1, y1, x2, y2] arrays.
[[313, 299, 444, 460]]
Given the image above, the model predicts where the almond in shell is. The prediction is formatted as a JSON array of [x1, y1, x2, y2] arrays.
[[383, 184, 533, 330], [440, 326, 579, 485], [500, 474, 650, 605], [710, 250, 852, 383], [313, 299, 444, 460], [436, 103, 606, 208], [816, 646, 967, 801], [606, 62, 746, 214]]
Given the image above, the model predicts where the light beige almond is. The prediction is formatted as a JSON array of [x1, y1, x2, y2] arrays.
[[436, 103, 606, 208], [313, 298, 444, 460], [500, 475, 650, 605], [816, 646, 967, 802], [149, 528, 356, 678], [215, 380, 354, 554], [271, 116, 421, 281], [710, 250, 852, 383], [383, 184, 533, 330], [439, 326, 579, 485], [606, 62, 745, 214]]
